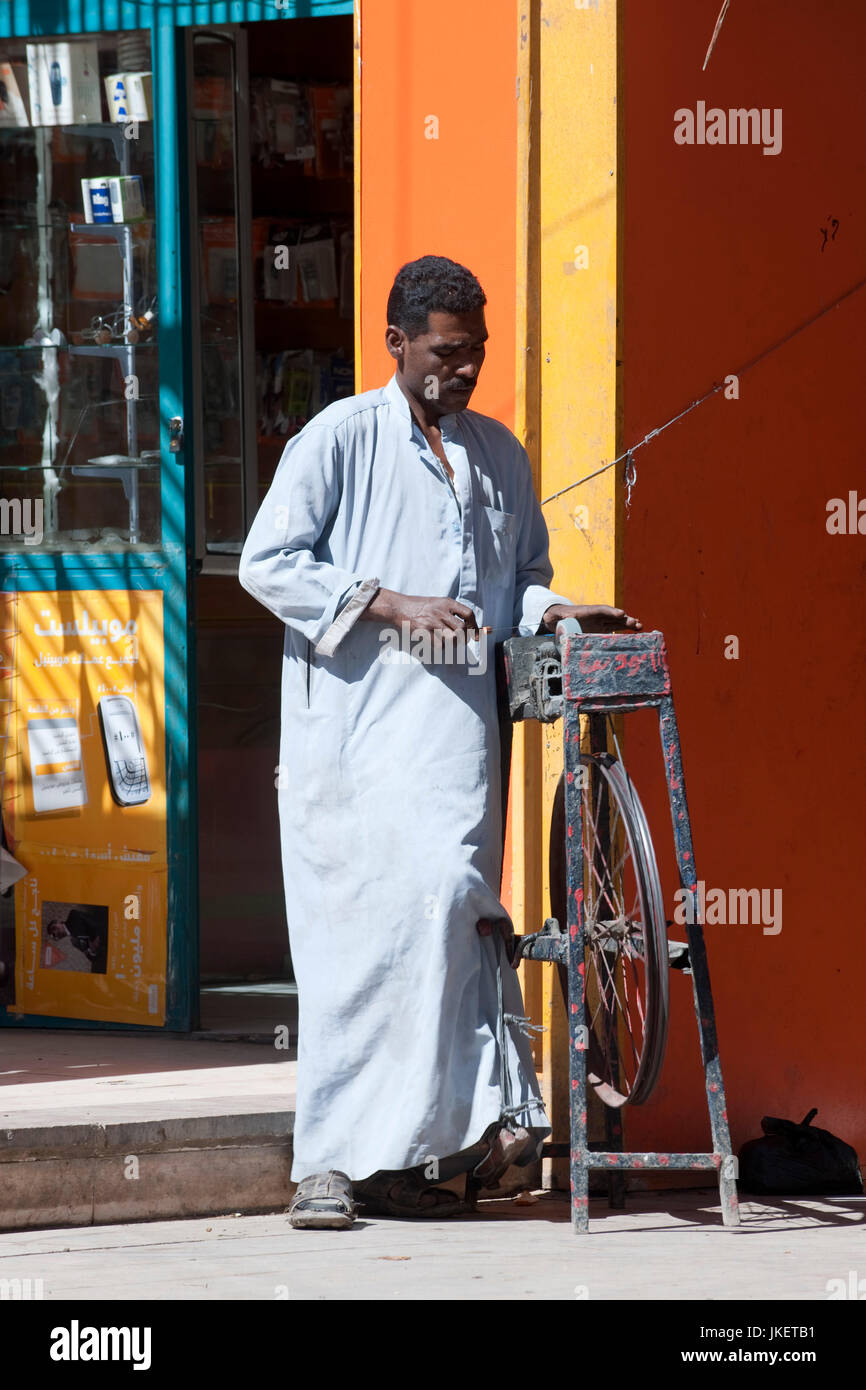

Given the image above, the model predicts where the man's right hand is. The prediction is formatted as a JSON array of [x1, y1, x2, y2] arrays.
[[362, 588, 480, 636]]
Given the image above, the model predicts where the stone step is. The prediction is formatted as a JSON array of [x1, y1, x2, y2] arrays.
[[0, 1023, 543, 1229], [0, 1024, 299, 1231], [1, 1109, 297, 1231]]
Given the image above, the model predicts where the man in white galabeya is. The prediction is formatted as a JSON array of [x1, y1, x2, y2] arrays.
[[239, 255, 641, 1227]]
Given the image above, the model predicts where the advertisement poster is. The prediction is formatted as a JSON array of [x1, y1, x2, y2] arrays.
[[1, 589, 167, 1025]]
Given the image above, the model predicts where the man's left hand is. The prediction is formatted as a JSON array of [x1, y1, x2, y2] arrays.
[[539, 603, 643, 634]]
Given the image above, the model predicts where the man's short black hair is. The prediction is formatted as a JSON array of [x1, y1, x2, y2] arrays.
[[386, 255, 487, 339]]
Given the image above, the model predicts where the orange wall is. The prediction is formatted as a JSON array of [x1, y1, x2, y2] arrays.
[[622, 1, 866, 1157], [356, 0, 518, 425], [357, 0, 520, 913]]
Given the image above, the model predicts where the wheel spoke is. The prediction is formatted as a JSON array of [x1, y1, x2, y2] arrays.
[[565, 754, 669, 1106]]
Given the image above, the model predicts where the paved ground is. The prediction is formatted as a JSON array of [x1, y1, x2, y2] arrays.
[[0, 988, 298, 1129], [1, 999, 863, 1302], [0, 1189, 863, 1301]]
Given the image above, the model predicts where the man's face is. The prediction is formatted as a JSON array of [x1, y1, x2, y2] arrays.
[[389, 308, 488, 416]]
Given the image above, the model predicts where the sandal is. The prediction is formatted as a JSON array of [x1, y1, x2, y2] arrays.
[[471, 1124, 540, 1190], [288, 1170, 356, 1230], [354, 1170, 465, 1219]]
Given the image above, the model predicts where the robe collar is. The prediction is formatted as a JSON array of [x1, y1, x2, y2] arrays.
[[383, 372, 461, 441]]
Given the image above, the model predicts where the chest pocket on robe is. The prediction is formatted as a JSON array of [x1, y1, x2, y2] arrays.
[[478, 506, 517, 588]]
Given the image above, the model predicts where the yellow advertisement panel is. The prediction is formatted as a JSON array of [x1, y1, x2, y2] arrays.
[[2, 590, 167, 1025]]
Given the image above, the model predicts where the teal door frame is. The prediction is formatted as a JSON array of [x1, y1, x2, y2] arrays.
[[0, 0, 353, 1031]]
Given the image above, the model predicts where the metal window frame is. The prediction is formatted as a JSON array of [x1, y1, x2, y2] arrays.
[[185, 22, 258, 576]]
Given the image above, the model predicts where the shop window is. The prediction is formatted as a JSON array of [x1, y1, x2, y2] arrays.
[[186, 17, 354, 572], [0, 31, 161, 551], [191, 16, 354, 979]]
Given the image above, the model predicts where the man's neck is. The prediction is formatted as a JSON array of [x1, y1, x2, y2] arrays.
[[394, 374, 456, 479], [395, 372, 442, 436]]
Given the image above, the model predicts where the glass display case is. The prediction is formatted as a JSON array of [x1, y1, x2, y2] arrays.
[[0, 30, 162, 551], [0, 4, 356, 1033], [186, 20, 354, 571]]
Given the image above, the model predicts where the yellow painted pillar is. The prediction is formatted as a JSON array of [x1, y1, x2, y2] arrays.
[[511, 0, 545, 1067], [513, 0, 622, 1186]]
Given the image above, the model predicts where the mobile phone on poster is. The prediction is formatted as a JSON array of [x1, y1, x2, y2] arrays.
[[98, 695, 151, 807]]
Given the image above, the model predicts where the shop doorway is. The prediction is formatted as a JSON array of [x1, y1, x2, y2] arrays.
[[186, 15, 354, 1020]]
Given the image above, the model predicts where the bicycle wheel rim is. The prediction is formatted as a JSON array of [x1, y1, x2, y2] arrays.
[[550, 754, 669, 1105]]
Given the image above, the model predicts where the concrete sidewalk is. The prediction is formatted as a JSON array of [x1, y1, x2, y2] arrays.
[[0, 1189, 863, 1300], [2, 987, 863, 1286], [0, 1027, 297, 1126], [0, 985, 299, 1230], [0, 983, 538, 1232]]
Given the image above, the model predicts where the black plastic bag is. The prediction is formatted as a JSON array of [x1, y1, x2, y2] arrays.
[[738, 1108, 863, 1196]]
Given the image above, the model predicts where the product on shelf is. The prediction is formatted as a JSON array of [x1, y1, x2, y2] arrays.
[[250, 79, 315, 168], [79, 175, 146, 225], [309, 84, 352, 178], [81, 177, 114, 224], [250, 79, 350, 174], [126, 72, 153, 121], [116, 34, 151, 73], [273, 81, 314, 159], [127, 301, 157, 343], [74, 297, 156, 346], [104, 74, 126, 121], [261, 227, 298, 304], [26, 41, 102, 125], [0, 59, 31, 125], [254, 220, 345, 306], [104, 72, 153, 124], [107, 175, 146, 223], [256, 348, 354, 441], [295, 233, 338, 303]]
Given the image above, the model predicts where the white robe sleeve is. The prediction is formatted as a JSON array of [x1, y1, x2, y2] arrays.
[[511, 443, 576, 635], [238, 420, 378, 654]]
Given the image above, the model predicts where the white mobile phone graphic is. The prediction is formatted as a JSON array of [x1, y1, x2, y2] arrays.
[[98, 696, 151, 806]]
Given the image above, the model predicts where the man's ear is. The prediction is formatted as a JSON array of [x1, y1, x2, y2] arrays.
[[384, 325, 404, 362]]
